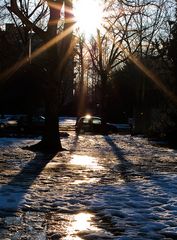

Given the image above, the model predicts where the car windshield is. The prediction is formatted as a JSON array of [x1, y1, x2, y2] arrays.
[[83, 118, 90, 124], [92, 118, 101, 124]]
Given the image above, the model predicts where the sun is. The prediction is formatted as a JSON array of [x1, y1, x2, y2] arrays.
[[73, 0, 103, 37]]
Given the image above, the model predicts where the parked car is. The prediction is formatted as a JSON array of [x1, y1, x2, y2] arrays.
[[0, 115, 22, 134], [75, 115, 118, 135], [17, 115, 45, 134]]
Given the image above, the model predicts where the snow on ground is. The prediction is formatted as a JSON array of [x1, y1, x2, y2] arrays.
[[0, 127, 177, 239]]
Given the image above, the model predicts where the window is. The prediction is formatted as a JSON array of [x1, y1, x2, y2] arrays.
[[92, 118, 101, 125]]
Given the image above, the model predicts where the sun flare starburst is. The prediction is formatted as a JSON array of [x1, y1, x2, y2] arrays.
[[73, 0, 103, 37]]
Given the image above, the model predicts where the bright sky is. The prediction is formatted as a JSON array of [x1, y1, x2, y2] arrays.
[[73, 0, 103, 37]]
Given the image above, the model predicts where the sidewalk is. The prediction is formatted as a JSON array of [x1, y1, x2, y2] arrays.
[[0, 133, 177, 239]]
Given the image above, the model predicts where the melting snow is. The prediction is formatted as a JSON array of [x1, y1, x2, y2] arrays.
[[0, 125, 177, 239]]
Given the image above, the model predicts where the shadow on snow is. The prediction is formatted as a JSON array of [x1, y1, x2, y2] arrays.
[[0, 149, 58, 216]]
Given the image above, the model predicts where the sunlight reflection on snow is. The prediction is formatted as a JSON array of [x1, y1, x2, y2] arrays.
[[70, 178, 98, 185], [64, 212, 99, 240], [70, 155, 104, 170]]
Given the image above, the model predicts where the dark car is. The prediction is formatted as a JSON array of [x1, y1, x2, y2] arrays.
[[0, 115, 24, 135], [18, 115, 45, 134], [75, 115, 118, 135]]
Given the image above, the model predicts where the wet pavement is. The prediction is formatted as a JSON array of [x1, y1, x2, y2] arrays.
[[1, 132, 177, 239]]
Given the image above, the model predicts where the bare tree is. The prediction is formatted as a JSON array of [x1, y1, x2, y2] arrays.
[[84, 0, 175, 119], [74, 34, 90, 117], [5, 0, 74, 151]]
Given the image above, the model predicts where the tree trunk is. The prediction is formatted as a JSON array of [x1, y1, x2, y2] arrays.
[[31, 43, 63, 152], [8, 0, 73, 152], [100, 72, 108, 121]]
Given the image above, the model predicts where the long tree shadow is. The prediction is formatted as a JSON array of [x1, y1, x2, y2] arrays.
[[104, 135, 142, 182], [104, 135, 177, 193], [104, 135, 169, 183], [0, 149, 58, 216]]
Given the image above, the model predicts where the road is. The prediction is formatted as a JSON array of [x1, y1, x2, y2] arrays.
[[0, 132, 177, 239]]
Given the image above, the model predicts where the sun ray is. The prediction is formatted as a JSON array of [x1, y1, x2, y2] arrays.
[[121, 46, 177, 105], [0, 24, 75, 83], [95, 28, 177, 106]]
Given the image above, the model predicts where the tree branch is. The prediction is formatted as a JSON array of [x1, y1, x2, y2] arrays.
[[7, 0, 46, 40]]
